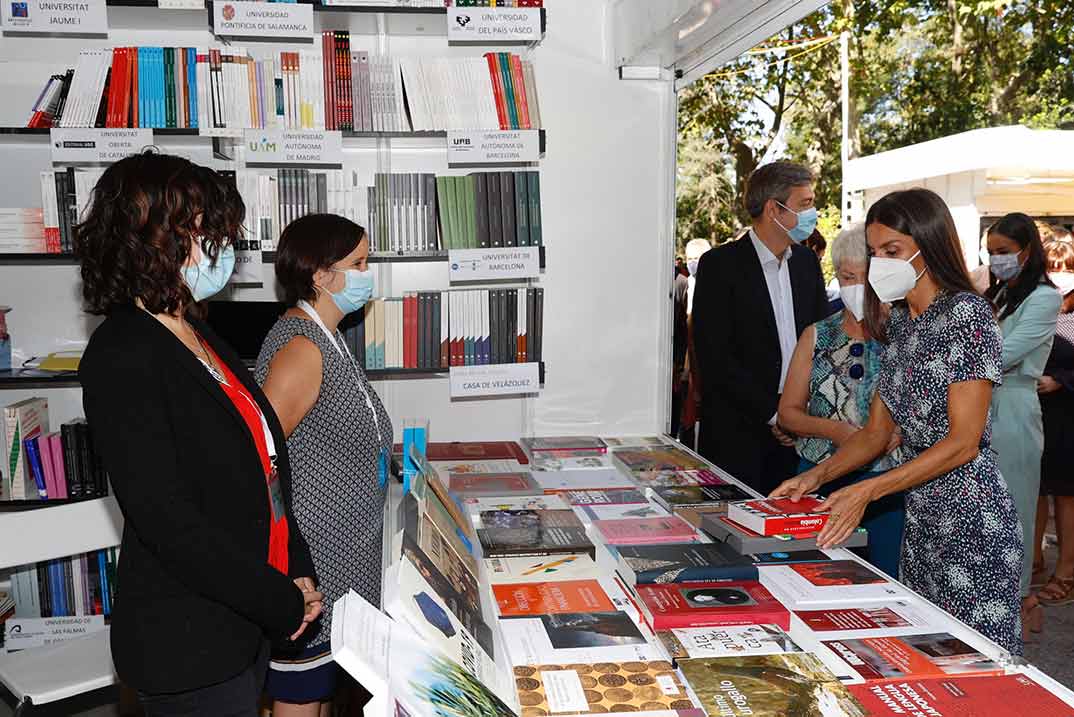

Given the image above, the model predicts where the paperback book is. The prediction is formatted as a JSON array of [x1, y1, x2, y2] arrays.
[[611, 446, 710, 474], [494, 579, 615, 618], [521, 436, 607, 456], [532, 468, 636, 494], [483, 554, 599, 585], [448, 472, 544, 498], [530, 453, 612, 472], [497, 610, 666, 666], [795, 600, 939, 637], [760, 561, 905, 606], [462, 494, 569, 519], [821, 633, 1002, 682], [700, 514, 868, 554], [605, 542, 758, 585], [477, 509, 595, 558], [405, 440, 529, 464], [727, 495, 830, 537], [433, 460, 526, 476], [630, 469, 728, 488], [602, 436, 667, 447], [846, 673, 1074, 716], [510, 661, 697, 716], [658, 624, 801, 660], [573, 502, 669, 525], [561, 488, 649, 506], [592, 515, 700, 546], [677, 653, 866, 717], [635, 580, 790, 631], [648, 484, 752, 510]]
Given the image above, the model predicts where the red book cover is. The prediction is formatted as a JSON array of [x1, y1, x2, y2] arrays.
[[340, 31, 352, 131], [494, 579, 614, 617], [509, 54, 530, 129], [322, 32, 335, 131], [106, 48, 122, 127], [447, 472, 541, 496], [727, 495, 829, 536], [393, 440, 529, 464], [132, 48, 140, 128], [822, 633, 1002, 683], [636, 580, 789, 630], [847, 674, 1073, 716], [593, 515, 698, 545], [334, 31, 344, 130], [484, 52, 508, 130], [406, 293, 418, 369]]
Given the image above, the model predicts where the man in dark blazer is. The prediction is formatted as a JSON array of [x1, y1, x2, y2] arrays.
[[691, 161, 830, 494]]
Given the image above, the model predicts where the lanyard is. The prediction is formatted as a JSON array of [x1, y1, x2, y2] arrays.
[[296, 301, 383, 445], [194, 354, 277, 464]]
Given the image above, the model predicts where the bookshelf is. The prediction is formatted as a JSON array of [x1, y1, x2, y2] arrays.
[[0, 369, 80, 389]]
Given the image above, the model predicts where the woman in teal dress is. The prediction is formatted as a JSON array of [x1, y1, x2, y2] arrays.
[[982, 212, 1061, 633], [778, 224, 905, 577]]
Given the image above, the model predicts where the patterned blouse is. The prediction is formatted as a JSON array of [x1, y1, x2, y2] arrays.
[[796, 311, 904, 472]]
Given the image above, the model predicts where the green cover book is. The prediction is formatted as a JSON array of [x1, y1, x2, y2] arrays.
[[527, 171, 541, 246], [474, 173, 490, 249], [498, 53, 519, 130], [462, 175, 477, 249], [435, 176, 452, 250], [164, 48, 175, 129], [445, 177, 460, 251], [514, 172, 528, 247]]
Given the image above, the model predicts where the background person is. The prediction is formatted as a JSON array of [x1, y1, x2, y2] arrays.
[[256, 214, 393, 717], [691, 161, 829, 493], [777, 224, 905, 577], [76, 152, 322, 717], [771, 188, 1024, 656], [982, 212, 1060, 633], [1034, 240, 1074, 607]]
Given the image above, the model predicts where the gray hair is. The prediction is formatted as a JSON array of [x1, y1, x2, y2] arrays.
[[684, 238, 712, 260], [744, 160, 814, 219], [830, 223, 868, 272]]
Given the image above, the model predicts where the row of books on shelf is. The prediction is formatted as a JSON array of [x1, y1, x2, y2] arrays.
[[9, 166, 542, 255], [3, 398, 107, 502], [331, 433, 1074, 717], [340, 287, 543, 370], [27, 38, 539, 133], [323, 1, 543, 5], [8, 548, 117, 623]]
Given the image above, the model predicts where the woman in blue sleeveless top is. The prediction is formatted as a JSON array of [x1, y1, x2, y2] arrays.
[[777, 224, 906, 577]]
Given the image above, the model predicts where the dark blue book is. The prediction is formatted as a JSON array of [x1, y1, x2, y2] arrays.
[[23, 436, 47, 499], [610, 543, 758, 585], [98, 550, 112, 617]]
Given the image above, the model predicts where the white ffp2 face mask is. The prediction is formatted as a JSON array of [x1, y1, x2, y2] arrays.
[[869, 250, 925, 303], [1049, 272, 1074, 296], [840, 283, 866, 321]]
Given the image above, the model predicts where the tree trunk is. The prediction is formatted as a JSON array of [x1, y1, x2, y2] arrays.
[[947, 0, 964, 75]]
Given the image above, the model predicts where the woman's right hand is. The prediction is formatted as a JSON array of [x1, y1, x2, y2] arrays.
[[769, 466, 824, 502], [289, 580, 324, 641]]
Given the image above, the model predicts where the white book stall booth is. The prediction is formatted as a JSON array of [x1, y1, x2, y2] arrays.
[[0, 0, 1071, 715]]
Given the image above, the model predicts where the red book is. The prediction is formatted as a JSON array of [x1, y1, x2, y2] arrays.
[[509, 54, 530, 129], [132, 48, 140, 128], [322, 32, 335, 131], [822, 633, 1002, 683], [106, 48, 123, 127], [592, 515, 699, 545], [494, 579, 615, 617], [49, 434, 67, 499], [405, 293, 417, 368], [727, 495, 829, 536], [636, 580, 789, 630], [484, 52, 508, 130], [447, 472, 542, 497], [340, 31, 353, 131], [392, 440, 529, 464], [848, 674, 1074, 716]]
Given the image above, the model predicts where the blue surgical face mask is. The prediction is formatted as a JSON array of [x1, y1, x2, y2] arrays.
[[988, 249, 1024, 282], [775, 202, 818, 244], [325, 268, 375, 314], [182, 243, 235, 302]]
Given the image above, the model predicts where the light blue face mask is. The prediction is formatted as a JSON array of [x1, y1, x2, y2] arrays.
[[775, 202, 819, 244], [327, 268, 375, 315], [182, 243, 235, 302]]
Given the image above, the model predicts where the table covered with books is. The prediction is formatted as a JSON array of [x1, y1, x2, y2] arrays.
[[330, 435, 1074, 717]]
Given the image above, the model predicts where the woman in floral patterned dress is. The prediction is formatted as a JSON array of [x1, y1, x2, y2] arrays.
[[772, 188, 1023, 656]]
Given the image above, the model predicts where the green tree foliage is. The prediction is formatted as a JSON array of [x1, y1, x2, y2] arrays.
[[677, 0, 1074, 247]]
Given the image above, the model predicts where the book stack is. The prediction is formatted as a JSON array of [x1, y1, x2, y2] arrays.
[[2, 398, 109, 502], [340, 288, 544, 371], [0, 209, 46, 254], [31, 168, 104, 254], [367, 173, 440, 254], [25, 42, 541, 133], [436, 171, 542, 250], [10, 548, 118, 619]]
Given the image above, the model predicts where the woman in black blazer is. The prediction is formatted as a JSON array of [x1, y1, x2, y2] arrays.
[[75, 153, 322, 716]]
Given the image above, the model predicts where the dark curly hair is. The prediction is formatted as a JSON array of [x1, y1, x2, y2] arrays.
[[74, 151, 244, 315], [275, 214, 367, 307]]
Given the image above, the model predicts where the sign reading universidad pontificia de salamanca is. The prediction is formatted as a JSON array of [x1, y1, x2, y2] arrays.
[[1, 0, 108, 35], [50, 128, 154, 163], [213, 1, 313, 41], [447, 130, 541, 167], [243, 129, 343, 168], [450, 362, 541, 398], [447, 7, 541, 43], [449, 247, 540, 282]]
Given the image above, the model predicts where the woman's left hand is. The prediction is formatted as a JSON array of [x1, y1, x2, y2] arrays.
[[814, 481, 875, 548]]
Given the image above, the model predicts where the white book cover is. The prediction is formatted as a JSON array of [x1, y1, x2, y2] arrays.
[[760, 562, 906, 607], [478, 56, 500, 129], [533, 469, 636, 493], [658, 624, 801, 660], [195, 48, 209, 131], [383, 558, 515, 705], [573, 503, 668, 526], [792, 598, 942, 639], [3, 398, 48, 500], [483, 553, 598, 585], [482, 289, 491, 361], [498, 610, 666, 668], [313, 48, 325, 130], [530, 454, 612, 472], [391, 58, 408, 131], [331, 590, 519, 717], [399, 59, 425, 131]]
